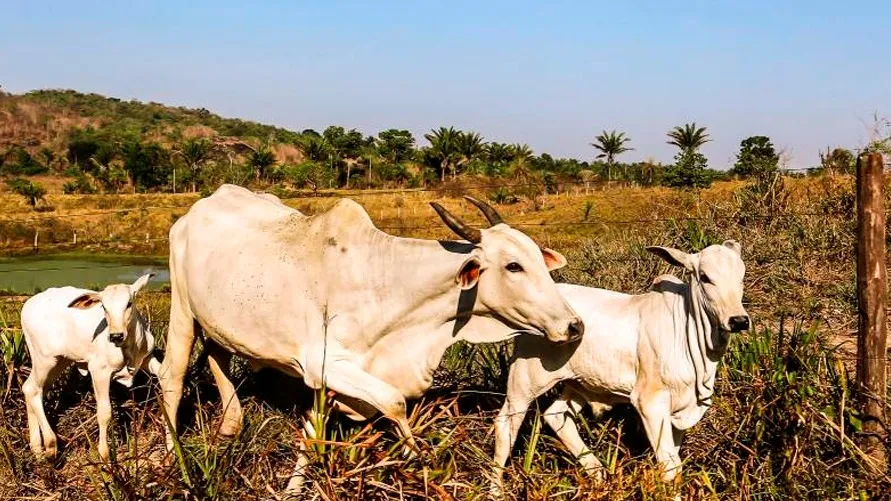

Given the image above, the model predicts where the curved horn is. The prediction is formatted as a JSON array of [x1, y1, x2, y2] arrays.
[[463, 196, 504, 226], [430, 202, 481, 243]]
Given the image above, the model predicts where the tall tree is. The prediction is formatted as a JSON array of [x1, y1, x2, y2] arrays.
[[590, 130, 633, 181], [455, 131, 487, 176], [667, 123, 710, 153], [323, 126, 364, 187], [175, 138, 213, 192], [732, 136, 779, 178], [424, 127, 461, 181], [249, 145, 277, 182], [376, 129, 415, 165]]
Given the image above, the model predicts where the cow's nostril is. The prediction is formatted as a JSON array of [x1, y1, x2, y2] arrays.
[[729, 316, 750, 332], [109, 332, 124, 344], [567, 319, 585, 341]]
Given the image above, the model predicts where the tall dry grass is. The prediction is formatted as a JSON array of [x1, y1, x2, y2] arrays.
[[0, 174, 887, 499]]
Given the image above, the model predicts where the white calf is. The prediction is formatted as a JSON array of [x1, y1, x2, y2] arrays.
[[493, 241, 749, 492], [21, 274, 160, 460]]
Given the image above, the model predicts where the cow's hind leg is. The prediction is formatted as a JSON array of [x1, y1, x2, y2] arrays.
[[158, 292, 196, 451], [543, 388, 608, 481], [205, 341, 242, 437], [23, 357, 68, 459]]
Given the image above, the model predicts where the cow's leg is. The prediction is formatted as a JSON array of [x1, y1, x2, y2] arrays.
[[89, 361, 114, 461], [23, 357, 68, 458], [542, 388, 607, 481], [491, 358, 564, 496], [285, 360, 413, 493], [141, 355, 162, 377], [634, 390, 682, 481], [286, 398, 327, 494], [158, 295, 196, 451], [205, 341, 242, 437]]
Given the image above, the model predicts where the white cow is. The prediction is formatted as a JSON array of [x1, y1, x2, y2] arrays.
[[158, 184, 583, 491], [21, 274, 160, 461], [492, 241, 749, 493]]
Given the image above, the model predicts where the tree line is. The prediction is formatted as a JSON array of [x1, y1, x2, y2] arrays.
[[1, 91, 883, 209]]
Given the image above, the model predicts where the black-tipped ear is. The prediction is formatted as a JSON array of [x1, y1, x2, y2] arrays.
[[722, 240, 742, 256], [646, 246, 694, 271]]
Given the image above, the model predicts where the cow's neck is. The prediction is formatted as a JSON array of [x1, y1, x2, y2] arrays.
[[358, 235, 518, 397], [682, 276, 728, 409]]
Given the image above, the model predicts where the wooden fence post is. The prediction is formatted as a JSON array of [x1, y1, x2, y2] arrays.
[[855, 151, 887, 470]]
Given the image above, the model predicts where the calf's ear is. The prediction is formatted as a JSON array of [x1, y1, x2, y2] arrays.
[[130, 273, 155, 296], [541, 248, 567, 271], [646, 246, 694, 271], [722, 239, 742, 255], [68, 293, 102, 309], [456, 257, 482, 290]]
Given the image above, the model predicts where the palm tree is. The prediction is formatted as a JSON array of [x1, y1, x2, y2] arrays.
[[590, 130, 633, 182], [175, 138, 213, 192], [424, 127, 461, 181], [455, 131, 486, 176], [667, 123, 710, 154]]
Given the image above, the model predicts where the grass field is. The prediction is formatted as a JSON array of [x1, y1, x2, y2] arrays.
[[0, 175, 888, 499]]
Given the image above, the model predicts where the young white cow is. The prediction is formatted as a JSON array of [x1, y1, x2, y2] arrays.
[[21, 274, 160, 461], [492, 241, 749, 492]]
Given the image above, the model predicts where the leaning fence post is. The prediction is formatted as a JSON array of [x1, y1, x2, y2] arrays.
[[855, 151, 887, 470]]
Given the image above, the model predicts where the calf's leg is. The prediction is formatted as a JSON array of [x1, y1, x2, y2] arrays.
[[205, 341, 243, 437], [89, 362, 114, 461], [23, 358, 68, 458], [543, 388, 609, 480], [634, 390, 682, 481], [492, 357, 565, 495]]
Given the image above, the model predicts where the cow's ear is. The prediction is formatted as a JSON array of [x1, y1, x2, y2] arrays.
[[541, 248, 567, 271], [68, 293, 102, 310], [722, 240, 742, 256], [130, 273, 155, 296], [646, 246, 694, 271], [456, 257, 482, 290]]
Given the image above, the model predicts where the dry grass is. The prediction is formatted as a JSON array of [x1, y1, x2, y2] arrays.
[[0, 175, 888, 499]]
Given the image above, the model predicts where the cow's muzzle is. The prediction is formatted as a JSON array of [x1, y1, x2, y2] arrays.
[[109, 332, 125, 345], [728, 315, 750, 333], [565, 319, 584, 343]]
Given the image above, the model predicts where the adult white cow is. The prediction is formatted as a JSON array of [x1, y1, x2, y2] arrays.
[[492, 241, 749, 493], [21, 274, 160, 461], [158, 184, 583, 491]]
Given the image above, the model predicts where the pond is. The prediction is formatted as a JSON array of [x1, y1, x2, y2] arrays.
[[0, 255, 170, 294]]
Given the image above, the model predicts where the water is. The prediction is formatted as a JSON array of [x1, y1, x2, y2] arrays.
[[0, 255, 170, 294]]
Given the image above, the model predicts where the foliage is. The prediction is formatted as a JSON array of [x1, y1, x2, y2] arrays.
[[667, 122, 710, 153], [375, 129, 415, 165], [249, 146, 277, 181], [62, 170, 98, 194], [663, 150, 713, 189], [424, 126, 462, 181], [818, 147, 855, 175], [5, 177, 47, 207], [590, 130, 633, 181], [122, 141, 171, 191], [732, 136, 779, 178], [0, 146, 49, 176]]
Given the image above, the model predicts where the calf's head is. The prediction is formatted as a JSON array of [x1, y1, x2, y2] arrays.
[[431, 197, 583, 343], [68, 274, 154, 346], [647, 241, 749, 333]]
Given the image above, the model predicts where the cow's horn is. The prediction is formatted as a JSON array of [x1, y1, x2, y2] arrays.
[[430, 202, 481, 243], [463, 196, 504, 226]]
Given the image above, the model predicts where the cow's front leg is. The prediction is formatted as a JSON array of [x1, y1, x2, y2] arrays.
[[634, 390, 682, 481], [89, 362, 114, 461], [285, 359, 414, 494]]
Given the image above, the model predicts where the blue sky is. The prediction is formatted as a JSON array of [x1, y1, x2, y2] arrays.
[[1, 1, 889, 169]]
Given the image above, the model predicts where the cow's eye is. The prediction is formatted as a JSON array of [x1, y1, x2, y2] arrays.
[[506, 262, 524, 273], [126, 301, 133, 309], [699, 273, 712, 284]]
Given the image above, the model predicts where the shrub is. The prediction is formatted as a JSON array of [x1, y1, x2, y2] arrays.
[[663, 151, 713, 189], [5, 177, 47, 207]]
